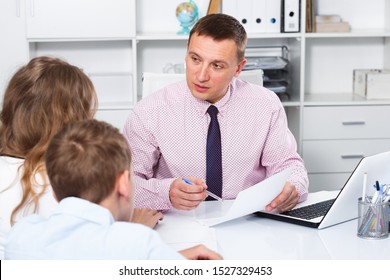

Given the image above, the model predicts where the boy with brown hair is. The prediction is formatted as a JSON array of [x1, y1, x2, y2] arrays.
[[5, 119, 222, 260]]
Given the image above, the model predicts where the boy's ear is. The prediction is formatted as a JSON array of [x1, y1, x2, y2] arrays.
[[116, 170, 131, 198]]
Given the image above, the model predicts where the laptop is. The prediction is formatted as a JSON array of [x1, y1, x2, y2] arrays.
[[255, 151, 390, 229]]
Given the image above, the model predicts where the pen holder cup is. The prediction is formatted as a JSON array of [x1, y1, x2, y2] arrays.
[[357, 197, 389, 239]]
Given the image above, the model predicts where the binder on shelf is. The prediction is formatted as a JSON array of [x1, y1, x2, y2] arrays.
[[222, 0, 281, 33], [265, 0, 281, 33], [221, 0, 236, 18], [222, 0, 266, 33], [281, 0, 300, 33], [221, 0, 236, 16], [251, 0, 267, 33], [305, 0, 315, 32]]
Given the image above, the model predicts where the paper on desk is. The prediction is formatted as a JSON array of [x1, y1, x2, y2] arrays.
[[198, 167, 292, 227], [157, 225, 218, 252]]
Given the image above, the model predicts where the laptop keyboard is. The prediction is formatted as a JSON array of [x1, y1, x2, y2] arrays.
[[281, 199, 335, 220]]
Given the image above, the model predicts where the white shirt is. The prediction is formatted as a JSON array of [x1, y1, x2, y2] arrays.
[[5, 197, 184, 260], [0, 156, 57, 260]]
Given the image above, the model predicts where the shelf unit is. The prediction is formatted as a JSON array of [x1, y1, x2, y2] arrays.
[[300, 0, 390, 191], [1, 0, 390, 191]]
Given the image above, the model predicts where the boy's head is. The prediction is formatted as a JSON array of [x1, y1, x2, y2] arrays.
[[45, 119, 133, 220]]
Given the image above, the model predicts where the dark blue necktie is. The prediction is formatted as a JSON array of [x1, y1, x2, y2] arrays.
[[206, 105, 222, 200]]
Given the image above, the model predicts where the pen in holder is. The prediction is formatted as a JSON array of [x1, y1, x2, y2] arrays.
[[357, 197, 389, 239], [388, 201, 390, 233]]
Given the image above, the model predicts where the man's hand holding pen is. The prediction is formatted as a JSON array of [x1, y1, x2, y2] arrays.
[[169, 177, 208, 210]]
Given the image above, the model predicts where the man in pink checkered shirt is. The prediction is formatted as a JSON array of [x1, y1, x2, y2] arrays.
[[124, 14, 308, 212]]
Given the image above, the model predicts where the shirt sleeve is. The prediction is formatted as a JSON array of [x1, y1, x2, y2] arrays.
[[146, 228, 186, 260], [261, 96, 309, 203], [117, 223, 185, 260], [123, 107, 174, 210]]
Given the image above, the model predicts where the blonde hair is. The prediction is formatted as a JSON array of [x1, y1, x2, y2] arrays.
[[0, 56, 98, 224]]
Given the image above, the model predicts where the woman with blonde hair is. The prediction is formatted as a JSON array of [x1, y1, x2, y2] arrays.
[[0, 56, 98, 259]]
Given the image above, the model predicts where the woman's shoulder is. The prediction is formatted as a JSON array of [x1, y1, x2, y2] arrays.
[[0, 156, 24, 191], [0, 156, 56, 217], [0, 155, 24, 165]]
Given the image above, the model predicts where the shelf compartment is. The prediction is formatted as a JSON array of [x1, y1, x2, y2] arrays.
[[304, 37, 386, 99], [29, 40, 136, 107], [89, 72, 134, 106]]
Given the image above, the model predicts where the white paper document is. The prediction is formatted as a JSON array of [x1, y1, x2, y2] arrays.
[[157, 225, 218, 252], [156, 206, 219, 251], [197, 168, 292, 226]]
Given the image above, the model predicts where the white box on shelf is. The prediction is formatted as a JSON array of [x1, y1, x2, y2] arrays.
[[353, 69, 390, 99]]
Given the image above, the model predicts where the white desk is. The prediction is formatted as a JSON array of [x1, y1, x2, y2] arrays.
[[156, 199, 390, 260]]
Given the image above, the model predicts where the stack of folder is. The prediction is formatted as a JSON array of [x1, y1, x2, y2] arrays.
[[243, 46, 290, 101], [305, 0, 315, 32], [306, 0, 351, 33]]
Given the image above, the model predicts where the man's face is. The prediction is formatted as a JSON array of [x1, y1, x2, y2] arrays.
[[185, 34, 246, 104]]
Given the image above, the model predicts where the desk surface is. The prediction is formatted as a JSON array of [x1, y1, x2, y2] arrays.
[[156, 198, 390, 260]]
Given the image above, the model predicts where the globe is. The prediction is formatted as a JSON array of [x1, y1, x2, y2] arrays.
[[176, 0, 199, 35]]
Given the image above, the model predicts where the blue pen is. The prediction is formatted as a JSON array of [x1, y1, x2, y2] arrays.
[[182, 178, 223, 202], [182, 178, 193, 185], [372, 187, 379, 204], [372, 181, 382, 204], [375, 181, 380, 191], [379, 184, 384, 202]]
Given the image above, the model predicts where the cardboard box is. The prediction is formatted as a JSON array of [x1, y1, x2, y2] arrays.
[[353, 69, 390, 99], [315, 21, 350, 32]]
